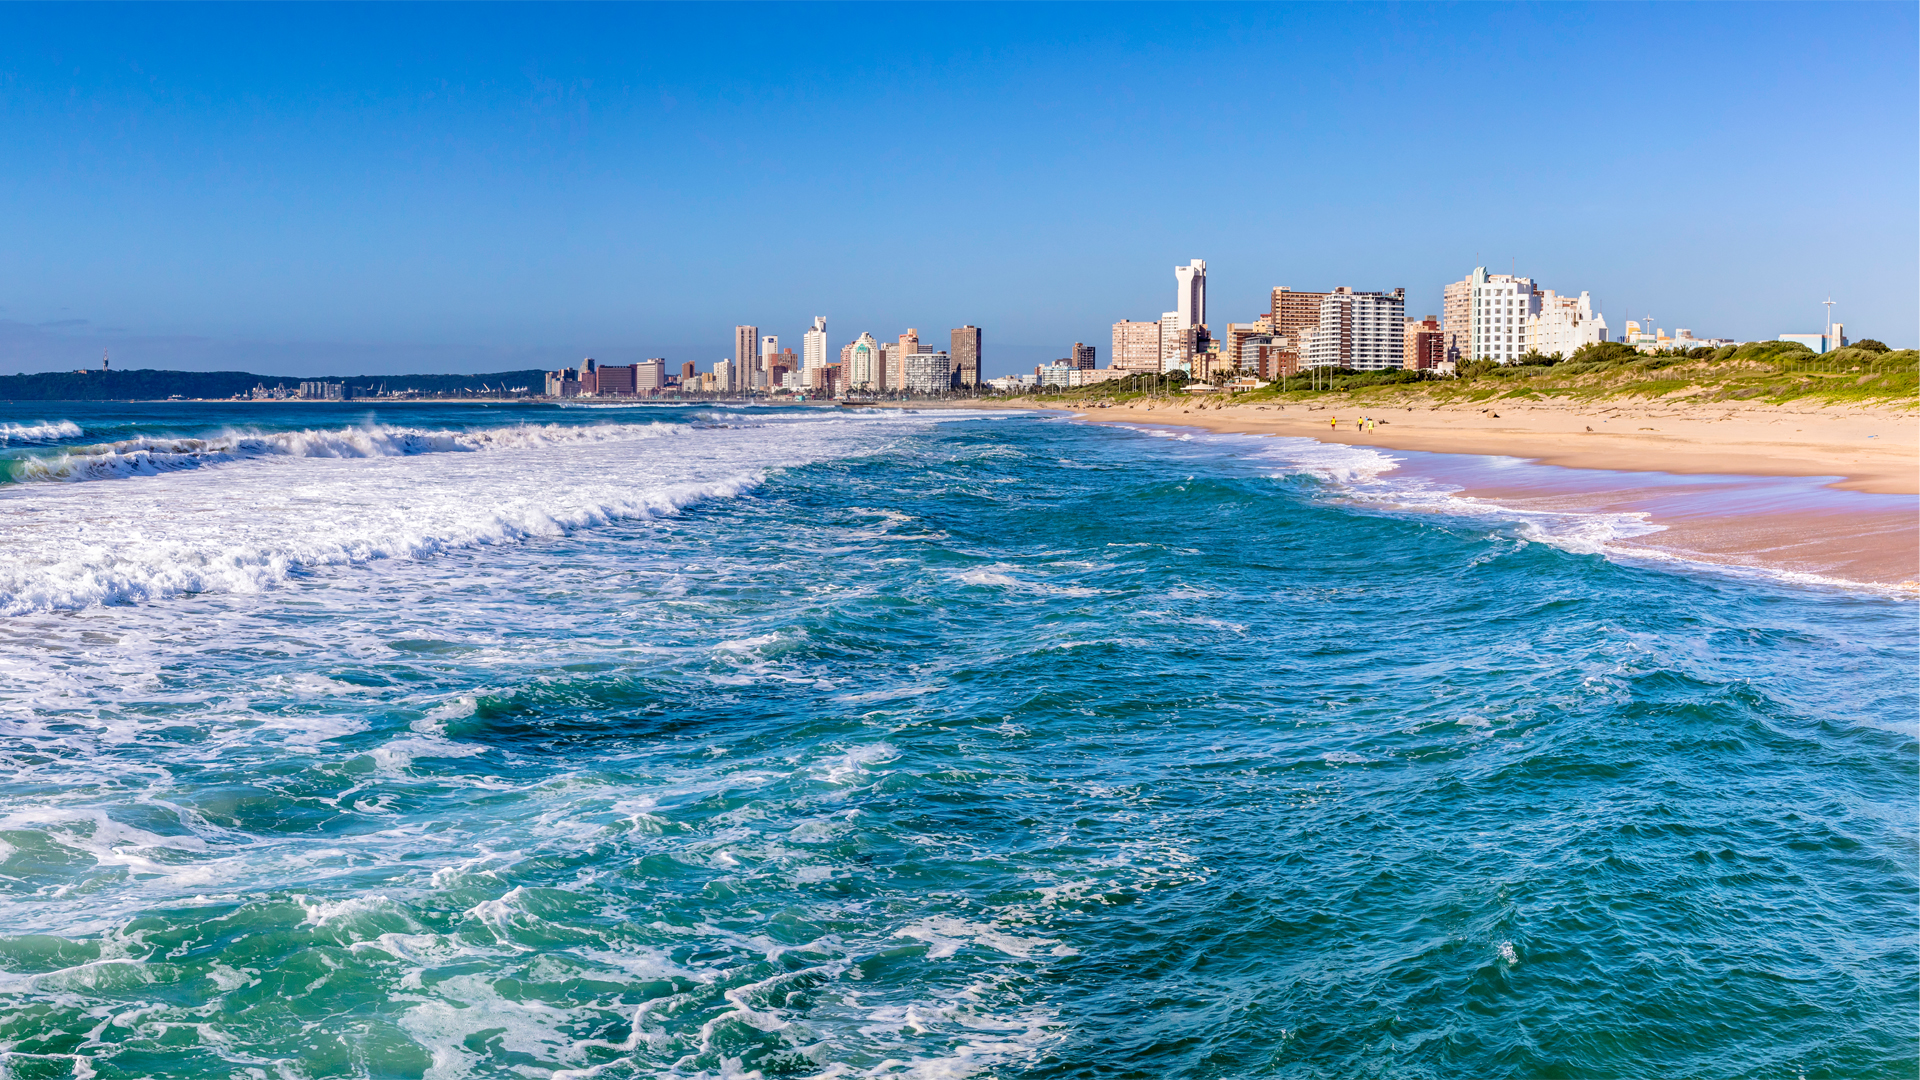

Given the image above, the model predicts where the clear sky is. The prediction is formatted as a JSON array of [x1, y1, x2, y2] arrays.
[[2, 2, 1914, 377]]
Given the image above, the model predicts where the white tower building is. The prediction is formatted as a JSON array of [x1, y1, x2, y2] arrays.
[[802, 316, 828, 370], [1175, 259, 1207, 331]]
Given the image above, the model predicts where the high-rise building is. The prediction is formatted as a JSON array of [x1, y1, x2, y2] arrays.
[[1302, 287, 1406, 371], [1447, 267, 1546, 364], [1270, 288, 1332, 374], [903, 351, 953, 394], [1111, 319, 1162, 372], [733, 326, 758, 391], [1223, 320, 1275, 372], [1070, 342, 1096, 370], [680, 360, 697, 384], [1403, 318, 1445, 371], [1175, 259, 1207, 331], [848, 332, 882, 390], [1525, 290, 1608, 358], [712, 358, 735, 394], [889, 330, 921, 389], [761, 335, 779, 372], [803, 317, 828, 370], [1159, 312, 1191, 373], [638, 358, 666, 392], [596, 364, 639, 395], [951, 326, 982, 387], [1442, 279, 1473, 364]]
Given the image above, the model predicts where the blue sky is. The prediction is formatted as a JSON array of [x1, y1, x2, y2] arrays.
[[1, 2, 1914, 377]]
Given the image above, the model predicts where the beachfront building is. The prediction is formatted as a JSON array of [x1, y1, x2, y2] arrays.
[[803, 317, 828, 371], [1175, 259, 1207, 331], [1403, 317, 1445, 371], [1461, 268, 1535, 363], [1037, 360, 1075, 389], [1112, 319, 1162, 372], [733, 326, 758, 392], [1301, 287, 1406, 371], [1442, 278, 1472, 363], [952, 326, 982, 387], [712, 359, 735, 394], [847, 333, 883, 391], [1071, 341, 1096, 369], [1447, 266, 1609, 363], [1159, 311, 1192, 373], [1270, 287, 1332, 375], [1526, 291, 1609, 358], [902, 351, 954, 394], [1070, 367, 1130, 388]]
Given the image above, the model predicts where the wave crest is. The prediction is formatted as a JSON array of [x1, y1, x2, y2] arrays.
[[0, 420, 83, 445], [4, 421, 677, 484]]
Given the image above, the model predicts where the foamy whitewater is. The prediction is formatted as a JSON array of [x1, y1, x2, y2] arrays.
[[0, 400, 1912, 1078]]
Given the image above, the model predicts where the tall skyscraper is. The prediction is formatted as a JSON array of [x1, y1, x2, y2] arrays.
[[1175, 259, 1207, 331], [803, 317, 828, 370], [1070, 342, 1095, 369], [951, 326, 981, 386], [849, 332, 882, 390], [761, 335, 779, 365], [733, 326, 758, 391]]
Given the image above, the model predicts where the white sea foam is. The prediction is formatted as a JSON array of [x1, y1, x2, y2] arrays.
[[0, 472, 757, 615], [1216, 432, 1667, 555], [0, 419, 83, 444], [4, 420, 678, 484]]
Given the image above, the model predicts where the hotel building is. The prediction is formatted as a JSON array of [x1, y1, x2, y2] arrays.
[[1111, 319, 1162, 372], [902, 351, 953, 394], [951, 326, 982, 387], [1300, 287, 1405, 371], [848, 333, 883, 390], [733, 326, 758, 391], [803, 317, 828, 370]]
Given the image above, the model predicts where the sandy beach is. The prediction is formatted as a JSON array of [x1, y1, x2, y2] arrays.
[[969, 395, 1920, 588]]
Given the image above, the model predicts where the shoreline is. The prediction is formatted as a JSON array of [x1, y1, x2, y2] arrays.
[[978, 396, 1918, 494], [980, 396, 1920, 590]]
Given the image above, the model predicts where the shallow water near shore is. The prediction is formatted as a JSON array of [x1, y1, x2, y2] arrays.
[[0, 401, 1913, 1078]]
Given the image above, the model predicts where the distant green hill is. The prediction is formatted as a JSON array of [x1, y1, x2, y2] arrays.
[[0, 368, 547, 401]]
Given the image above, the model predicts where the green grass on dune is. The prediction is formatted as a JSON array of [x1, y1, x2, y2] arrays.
[[1020, 342, 1917, 410]]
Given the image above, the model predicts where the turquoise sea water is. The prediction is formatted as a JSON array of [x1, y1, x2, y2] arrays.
[[0, 402, 1912, 1079]]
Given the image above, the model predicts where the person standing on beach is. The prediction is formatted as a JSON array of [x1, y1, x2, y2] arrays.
[[1330, 417, 1337, 430]]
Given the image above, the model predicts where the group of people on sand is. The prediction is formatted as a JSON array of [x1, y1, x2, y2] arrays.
[[1329, 416, 1381, 433]]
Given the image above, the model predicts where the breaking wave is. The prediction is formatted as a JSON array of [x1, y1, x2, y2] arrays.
[[3, 421, 677, 484], [0, 420, 83, 445], [0, 472, 758, 616]]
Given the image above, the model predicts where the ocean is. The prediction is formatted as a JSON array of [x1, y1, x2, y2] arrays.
[[0, 401, 1912, 1079]]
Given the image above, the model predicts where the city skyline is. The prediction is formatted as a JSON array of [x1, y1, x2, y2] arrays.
[[1, 3, 1914, 377]]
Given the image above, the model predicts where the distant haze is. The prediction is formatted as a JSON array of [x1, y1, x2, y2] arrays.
[[1, 3, 1913, 377]]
